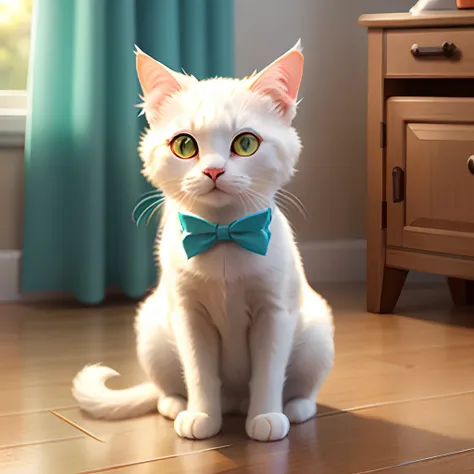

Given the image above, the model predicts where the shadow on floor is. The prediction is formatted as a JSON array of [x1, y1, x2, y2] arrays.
[[211, 404, 474, 474]]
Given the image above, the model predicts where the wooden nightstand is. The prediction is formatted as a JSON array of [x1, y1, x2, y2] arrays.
[[359, 12, 474, 313]]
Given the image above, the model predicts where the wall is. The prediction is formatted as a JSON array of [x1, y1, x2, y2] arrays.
[[0, 148, 23, 250], [235, 0, 415, 242]]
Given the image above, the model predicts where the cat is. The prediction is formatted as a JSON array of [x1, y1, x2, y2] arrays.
[[72, 40, 335, 442]]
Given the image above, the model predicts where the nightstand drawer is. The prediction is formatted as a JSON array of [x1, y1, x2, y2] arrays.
[[386, 28, 474, 78]]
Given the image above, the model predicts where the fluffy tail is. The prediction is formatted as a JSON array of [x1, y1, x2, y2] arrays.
[[72, 364, 160, 420]]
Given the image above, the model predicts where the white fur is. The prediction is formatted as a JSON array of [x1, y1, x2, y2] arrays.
[[72, 41, 334, 442]]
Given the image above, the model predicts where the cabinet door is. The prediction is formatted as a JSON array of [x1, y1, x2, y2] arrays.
[[387, 98, 474, 258]]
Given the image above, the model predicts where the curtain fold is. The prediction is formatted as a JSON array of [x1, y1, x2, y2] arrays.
[[22, 0, 234, 304]]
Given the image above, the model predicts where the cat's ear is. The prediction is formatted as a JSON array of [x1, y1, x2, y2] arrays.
[[249, 40, 304, 119], [135, 46, 193, 121]]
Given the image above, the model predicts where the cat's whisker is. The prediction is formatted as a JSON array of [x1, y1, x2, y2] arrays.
[[242, 189, 271, 213], [239, 191, 259, 213], [245, 187, 272, 205], [175, 191, 195, 213], [139, 190, 163, 198], [246, 184, 297, 232], [189, 194, 199, 215], [251, 177, 307, 220], [275, 194, 297, 218], [274, 201, 297, 233], [132, 195, 165, 218], [236, 192, 248, 215], [135, 198, 166, 227], [145, 189, 184, 226], [274, 196, 292, 216], [276, 189, 307, 220], [146, 202, 164, 225]]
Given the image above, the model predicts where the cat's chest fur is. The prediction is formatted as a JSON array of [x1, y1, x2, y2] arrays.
[[198, 278, 252, 391]]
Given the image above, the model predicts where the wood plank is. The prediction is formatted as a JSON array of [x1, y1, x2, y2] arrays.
[[381, 450, 474, 473], [0, 411, 83, 449], [0, 358, 142, 414], [92, 451, 239, 474], [321, 366, 474, 412], [333, 314, 474, 358]]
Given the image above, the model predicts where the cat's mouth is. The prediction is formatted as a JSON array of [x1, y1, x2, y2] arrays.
[[208, 188, 229, 197], [196, 186, 235, 206], [205, 183, 230, 195], [211, 187, 228, 194]]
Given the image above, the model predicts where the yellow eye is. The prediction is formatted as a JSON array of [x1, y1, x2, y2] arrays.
[[170, 134, 198, 159], [231, 132, 260, 157]]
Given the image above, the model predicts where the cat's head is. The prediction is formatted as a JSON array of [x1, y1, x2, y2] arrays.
[[136, 41, 304, 212]]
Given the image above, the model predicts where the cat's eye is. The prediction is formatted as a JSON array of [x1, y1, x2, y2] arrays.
[[231, 132, 260, 157], [170, 134, 198, 159]]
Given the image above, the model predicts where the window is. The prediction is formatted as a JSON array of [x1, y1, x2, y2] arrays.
[[0, 0, 32, 90], [0, 0, 33, 145]]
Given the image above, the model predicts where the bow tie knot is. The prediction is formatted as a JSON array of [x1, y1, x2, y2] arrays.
[[178, 208, 272, 259], [216, 224, 232, 242]]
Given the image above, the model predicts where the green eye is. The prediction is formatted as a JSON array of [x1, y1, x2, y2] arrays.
[[231, 132, 260, 157], [170, 134, 198, 159]]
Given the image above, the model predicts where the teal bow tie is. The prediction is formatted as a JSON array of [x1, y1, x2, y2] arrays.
[[178, 208, 272, 259]]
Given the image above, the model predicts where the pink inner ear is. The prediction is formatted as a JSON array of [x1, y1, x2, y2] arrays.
[[250, 50, 304, 114], [136, 51, 183, 118]]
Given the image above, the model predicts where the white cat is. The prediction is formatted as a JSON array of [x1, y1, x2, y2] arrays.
[[72, 40, 335, 442]]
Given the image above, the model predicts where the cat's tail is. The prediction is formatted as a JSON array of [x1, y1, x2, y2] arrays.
[[72, 364, 159, 420]]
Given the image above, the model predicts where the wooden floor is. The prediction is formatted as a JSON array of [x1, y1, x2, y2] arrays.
[[1, 283, 474, 474]]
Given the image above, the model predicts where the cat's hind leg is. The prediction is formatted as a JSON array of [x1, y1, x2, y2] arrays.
[[283, 290, 334, 424], [135, 288, 187, 421], [158, 396, 187, 420]]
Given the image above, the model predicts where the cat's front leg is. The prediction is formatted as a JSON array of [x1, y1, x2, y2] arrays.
[[246, 308, 295, 442], [172, 310, 222, 440]]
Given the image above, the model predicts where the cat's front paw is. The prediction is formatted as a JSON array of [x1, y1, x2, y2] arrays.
[[174, 411, 222, 440], [246, 413, 290, 442]]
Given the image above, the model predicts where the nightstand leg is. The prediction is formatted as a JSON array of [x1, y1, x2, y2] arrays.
[[447, 278, 474, 306], [368, 266, 408, 314]]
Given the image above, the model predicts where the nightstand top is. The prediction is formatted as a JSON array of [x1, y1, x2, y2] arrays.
[[359, 10, 474, 29]]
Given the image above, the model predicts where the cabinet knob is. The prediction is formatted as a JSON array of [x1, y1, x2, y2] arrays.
[[392, 167, 405, 203], [468, 156, 474, 175], [411, 42, 457, 58]]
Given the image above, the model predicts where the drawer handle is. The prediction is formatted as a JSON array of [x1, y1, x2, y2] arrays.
[[468, 156, 474, 175], [410, 42, 457, 58], [392, 167, 405, 203]]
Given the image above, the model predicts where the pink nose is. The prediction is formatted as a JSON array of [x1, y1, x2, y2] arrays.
[[203, 168, 225, 182]]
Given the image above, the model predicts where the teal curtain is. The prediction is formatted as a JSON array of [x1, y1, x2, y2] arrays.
[[22, 0, 234, 304]]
